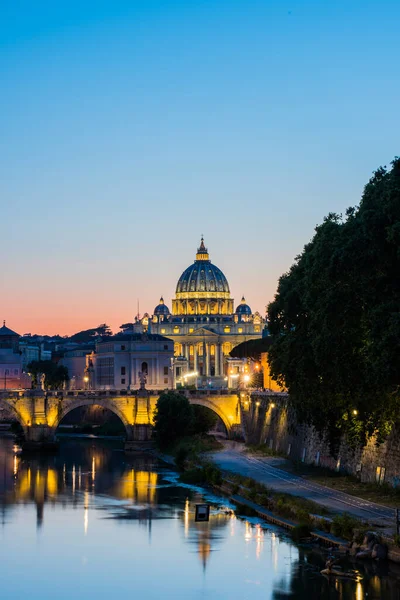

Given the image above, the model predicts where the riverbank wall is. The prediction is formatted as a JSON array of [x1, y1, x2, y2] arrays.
[[242, 395, 400, 487]]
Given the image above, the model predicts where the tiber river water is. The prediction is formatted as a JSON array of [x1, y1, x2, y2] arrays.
[[0, 436, 399, 600]]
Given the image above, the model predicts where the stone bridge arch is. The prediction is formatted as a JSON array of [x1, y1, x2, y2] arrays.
[[188, 398, 231, 435], [51, 397, 133, 440], [0, 396, 29, 433]]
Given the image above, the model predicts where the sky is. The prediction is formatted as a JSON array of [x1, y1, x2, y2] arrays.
[[1, 0, 399, 336]]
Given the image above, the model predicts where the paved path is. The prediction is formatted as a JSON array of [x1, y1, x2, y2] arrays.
[[211, 442, 396, 534]]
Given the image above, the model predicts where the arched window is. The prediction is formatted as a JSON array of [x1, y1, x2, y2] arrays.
[[141, 362, 148, 375]]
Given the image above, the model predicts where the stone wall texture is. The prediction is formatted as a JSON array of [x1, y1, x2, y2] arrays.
[[243, 394, 400, 487]]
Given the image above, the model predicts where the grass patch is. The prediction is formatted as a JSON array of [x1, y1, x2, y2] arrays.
[[226, 472, 334, 526], [282, 461, 400, 508], [246, 444, 286, 458], [179, 463, 223, 486], [331, 513, 362, 540], [163, 434, 223, 469]]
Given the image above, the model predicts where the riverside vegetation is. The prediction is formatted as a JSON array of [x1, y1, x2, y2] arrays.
[[153, 393, 368, 544], [267, 159, 400, 451]]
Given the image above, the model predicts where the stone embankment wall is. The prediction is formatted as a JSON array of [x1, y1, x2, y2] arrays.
[[243, 395, 400, 487]]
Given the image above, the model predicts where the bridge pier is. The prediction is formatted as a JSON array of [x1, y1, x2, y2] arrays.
[[124, 423, 154, 452], [22, 424, 58, 452]]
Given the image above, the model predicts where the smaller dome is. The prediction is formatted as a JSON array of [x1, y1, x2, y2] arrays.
[[0, 321, 19, 337], [154, 297, 170, 316], [235, 296, 252, 315]]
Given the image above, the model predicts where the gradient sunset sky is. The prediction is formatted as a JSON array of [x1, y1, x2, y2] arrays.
[[1, 0, 399, 336]]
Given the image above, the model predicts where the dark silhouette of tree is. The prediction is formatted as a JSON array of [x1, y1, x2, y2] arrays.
[[153, 392, 194, 448], [267, 158, 400, 447], [153, 393, 220, 448], [68, 324, 112, 343], [27, 360, 69, 390]]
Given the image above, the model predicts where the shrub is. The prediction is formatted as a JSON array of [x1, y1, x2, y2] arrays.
[[175, 446, 189, 471], [331, 513, 360, 540], [291, 524, 311, 542], [179, 468, 204, 484], [295, 509, 312, 526]]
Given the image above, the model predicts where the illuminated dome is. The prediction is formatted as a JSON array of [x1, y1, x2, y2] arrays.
[[235, 296, 252, 315], [176, 238, 230, 295], [154, 297, 170, 316]]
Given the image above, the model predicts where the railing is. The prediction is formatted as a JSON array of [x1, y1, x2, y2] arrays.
[[0, 388, 288, 399]]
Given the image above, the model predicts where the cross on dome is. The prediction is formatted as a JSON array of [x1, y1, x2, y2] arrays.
[[196, 236, 209, 261]]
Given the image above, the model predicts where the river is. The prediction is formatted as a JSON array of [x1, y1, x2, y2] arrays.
[[0, 436, 398, 599]]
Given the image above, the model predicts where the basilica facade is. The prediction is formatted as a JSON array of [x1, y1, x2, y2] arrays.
[[130, 238, 265, 386]]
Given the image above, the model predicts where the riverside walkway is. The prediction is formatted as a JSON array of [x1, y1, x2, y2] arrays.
[[212, 441, 396, 535]]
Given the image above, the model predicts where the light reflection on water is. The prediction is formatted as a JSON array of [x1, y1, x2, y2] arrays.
[[0, 436, 399, 599]]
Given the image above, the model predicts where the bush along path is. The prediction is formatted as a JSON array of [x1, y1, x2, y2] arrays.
[[216, 473, 400, 564]]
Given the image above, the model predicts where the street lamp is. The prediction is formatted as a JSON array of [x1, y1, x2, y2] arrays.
[[83, 375, 89, 390]]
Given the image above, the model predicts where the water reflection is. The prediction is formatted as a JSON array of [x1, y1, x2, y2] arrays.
[[0, 436, 399, 599]]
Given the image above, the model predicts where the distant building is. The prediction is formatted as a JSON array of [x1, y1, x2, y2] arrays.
[[260, 352, 285, 392], [0, 322, 31, 389], [60, 347, 93, 390], [87, 333, 174, 391], [19, 342, 40, 370], [130, 238, 265, 388]]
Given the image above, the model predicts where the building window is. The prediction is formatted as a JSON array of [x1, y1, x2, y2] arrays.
[[121, 345, 126, 351], [164, 378, 168, 384], [164, 366, 168, 375], [174, 327, 180, 334], [141, 361, 148, 375], [14, 369, 18, 376], [5, 369, 9, 375], [161, 328, 166, 334], [189, 328, 194, 333], [96, 357, 114, 386], [121, 378, 125, 385], [238, 327, 243, 333], [254, 325, 261, 332], [121, 366, 126, 375], [224, 326, 231, 333], [164, 344, 168, 350]]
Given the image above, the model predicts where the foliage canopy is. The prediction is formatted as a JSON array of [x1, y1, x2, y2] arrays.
[[267, 158, 400, 447], [27, 360, 69, 390], [153, 391, 218, 448]]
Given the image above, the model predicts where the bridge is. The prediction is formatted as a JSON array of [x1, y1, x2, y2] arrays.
[[0, 388, 246, 449], [0, 388, 285, 449]]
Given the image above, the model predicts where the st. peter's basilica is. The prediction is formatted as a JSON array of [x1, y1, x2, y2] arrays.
[[127, 238, 265, 386]]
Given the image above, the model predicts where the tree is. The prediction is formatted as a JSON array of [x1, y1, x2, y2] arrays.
[[153, 391, 194, 448], [119, 323, 134, 332], [229, 337, 273, 360], [267, 158, 400, 448], [27, 360, 69, 390], [68, 324, 112, 344], [191, 405, 218, 435]]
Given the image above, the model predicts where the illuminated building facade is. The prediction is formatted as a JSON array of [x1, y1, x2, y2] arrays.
[[131, 238, 265, 387], [88, 333, 174, 390]]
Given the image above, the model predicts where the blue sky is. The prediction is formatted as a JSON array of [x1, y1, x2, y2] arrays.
[[1, 0, 399, 334]]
